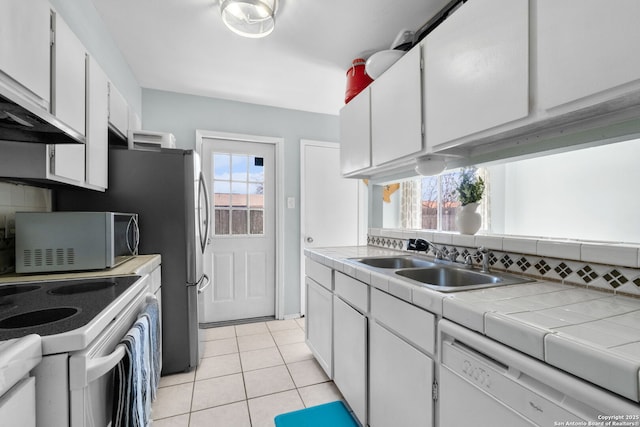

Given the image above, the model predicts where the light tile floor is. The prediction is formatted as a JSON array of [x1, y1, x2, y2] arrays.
[[151, 318, 344, 427]]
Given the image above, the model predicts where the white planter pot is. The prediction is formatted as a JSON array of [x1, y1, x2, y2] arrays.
[[456, 202, 481, 235]]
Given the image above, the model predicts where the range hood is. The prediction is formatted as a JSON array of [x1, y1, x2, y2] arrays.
[[0, 77, 85, 145]]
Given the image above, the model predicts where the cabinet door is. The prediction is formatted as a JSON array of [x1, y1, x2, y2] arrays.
[[86, 56, 109, 190], [52, 12, 86, 136], [0, 0, 50, 105], [339, 88, 371, 175], [108, 82, 129, 137], [305, 277, 332, 377], [371, 46, 423, 165], [48, 144, 85, 183], [424, 0, 529, 148], [369, 321, 434, 427], [537, 0, 640, 111], [333, 296, 367, 426], [0, 377, 36, 427]]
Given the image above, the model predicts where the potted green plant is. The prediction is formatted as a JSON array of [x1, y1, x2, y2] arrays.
[[456, 168, 485, 205], [455, 168, 484, 234]]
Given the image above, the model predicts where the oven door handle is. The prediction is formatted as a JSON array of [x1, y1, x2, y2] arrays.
[[86, 344, 127, 386], [70, 344, 126, 390]]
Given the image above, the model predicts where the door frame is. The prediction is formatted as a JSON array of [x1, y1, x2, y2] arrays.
[[196, 129, 285, 320]]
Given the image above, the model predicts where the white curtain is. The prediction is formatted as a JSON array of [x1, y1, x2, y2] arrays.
[[400, 180, 421, 229]]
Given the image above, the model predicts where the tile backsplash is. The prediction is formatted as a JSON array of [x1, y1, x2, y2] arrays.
[[0, 182, 51, 273], [368, 228, 640, 298]]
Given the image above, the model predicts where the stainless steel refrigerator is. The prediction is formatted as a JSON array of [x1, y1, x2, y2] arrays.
[[55, 147, 210, 374]]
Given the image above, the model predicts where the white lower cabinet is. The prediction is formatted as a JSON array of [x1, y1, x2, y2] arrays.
[[369, 320, 434, 427], [305, 277, 333, 377], [0, 377, 36, 427], [333, 295, 367, 426], [304, 256, 437, 427]]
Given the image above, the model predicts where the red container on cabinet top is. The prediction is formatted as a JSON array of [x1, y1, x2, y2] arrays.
[[344, 58, 373, 104]]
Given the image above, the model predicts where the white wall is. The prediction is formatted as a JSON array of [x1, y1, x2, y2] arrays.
[[382, 187, 401, 228], [0, 183, 51, 273], [0, 182, 52, 221], [142, 88, 339, 317], [491, 138, 640, 243]]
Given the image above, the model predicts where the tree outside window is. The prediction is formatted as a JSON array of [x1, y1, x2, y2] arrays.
[[416, 168, 486, 232]]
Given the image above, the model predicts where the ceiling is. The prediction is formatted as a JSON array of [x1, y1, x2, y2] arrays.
[[91, 0, 451, 116]]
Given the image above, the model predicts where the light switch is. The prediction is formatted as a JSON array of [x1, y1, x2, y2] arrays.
[[287, 197, 295, 209]]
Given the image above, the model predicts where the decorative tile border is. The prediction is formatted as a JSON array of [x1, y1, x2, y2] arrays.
[[367, 231, 640, 297]]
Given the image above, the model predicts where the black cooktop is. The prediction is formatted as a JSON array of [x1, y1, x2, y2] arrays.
[[0, 275, 140, 340]]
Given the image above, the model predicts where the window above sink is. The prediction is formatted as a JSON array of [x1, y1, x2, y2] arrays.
[[377, 137, 640, 245]]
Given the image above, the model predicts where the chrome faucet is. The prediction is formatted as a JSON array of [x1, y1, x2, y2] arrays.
[[478, 246, 490, 273], [407, 238, 445, 260]]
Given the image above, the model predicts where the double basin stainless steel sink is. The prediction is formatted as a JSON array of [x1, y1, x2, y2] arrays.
[[349, 255, 532, 292]]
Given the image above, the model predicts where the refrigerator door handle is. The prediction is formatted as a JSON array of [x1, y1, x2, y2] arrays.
[[198, 171, 211, 254], [197, 274, 211, 294]]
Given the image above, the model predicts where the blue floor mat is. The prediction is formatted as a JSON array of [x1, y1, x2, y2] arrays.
[[274, 401, 359, 427]]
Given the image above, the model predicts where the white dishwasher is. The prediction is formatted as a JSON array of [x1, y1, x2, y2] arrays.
[[438, 320, 639, 426]]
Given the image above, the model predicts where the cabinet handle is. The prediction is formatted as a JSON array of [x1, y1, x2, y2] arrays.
[[306, 237, 314, 243]]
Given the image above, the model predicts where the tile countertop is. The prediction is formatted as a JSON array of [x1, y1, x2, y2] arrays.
[[305, 246, 640, 403], [0, 255, 161, 284]]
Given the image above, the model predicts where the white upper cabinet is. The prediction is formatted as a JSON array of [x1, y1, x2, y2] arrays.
[[371, 45, 423, 165], [48, 143, 85, 184], [340, 87, 371, 176], [47, 12, 86, 185], [424, 0, 529, 149], [129, 109, 142, 132], [108, 82, 129, 138], [52, 12, 86, 137], [86, 56, 109, 190], [0, 0, 50, 106], [536, 0, 640, 112]]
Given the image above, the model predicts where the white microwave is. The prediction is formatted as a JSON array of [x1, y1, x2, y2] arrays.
[[15, 212, 139, 273]]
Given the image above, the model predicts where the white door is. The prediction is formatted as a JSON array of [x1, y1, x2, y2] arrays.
[[300, 140, 366, 313], [201, 138, 276, 323]]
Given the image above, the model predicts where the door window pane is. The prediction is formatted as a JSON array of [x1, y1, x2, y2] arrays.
[[213, 181, 231, 208], [249, 156, 264, 182], [248, 183, 264, 208], [213, 154, 230, 180], [250, 210, 263, 234], [213, 152, 265, 236], [215, 209, 230, 235], [231, 155, 248, 180], [231, 209, 248, 234]]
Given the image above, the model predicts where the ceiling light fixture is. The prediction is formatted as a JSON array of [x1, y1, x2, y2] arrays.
[[220, 0, 276, 38]]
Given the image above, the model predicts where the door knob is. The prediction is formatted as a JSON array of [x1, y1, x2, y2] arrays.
[[306, 237, 314, 243]]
